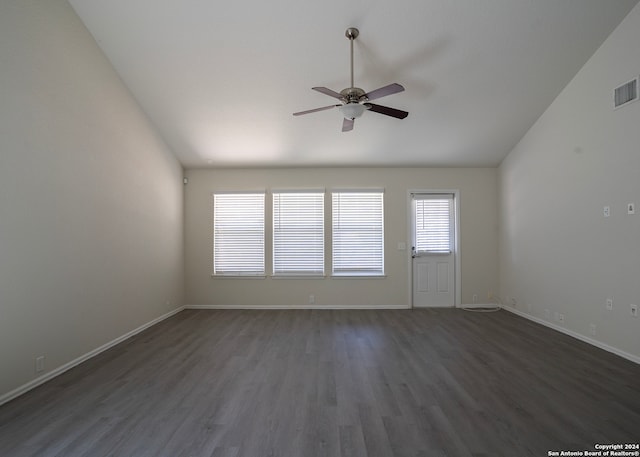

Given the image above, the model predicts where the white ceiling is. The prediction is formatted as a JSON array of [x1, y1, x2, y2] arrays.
[[68, 0, 638, 168]]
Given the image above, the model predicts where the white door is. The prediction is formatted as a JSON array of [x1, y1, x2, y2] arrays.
[[411, 193, 455, 307]]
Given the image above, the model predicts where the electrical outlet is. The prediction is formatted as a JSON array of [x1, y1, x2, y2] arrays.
[[606, 298, 613, 310], [603, 205, 610, 217], [558, 313, 565, 324], [511, 297, 517, 307], [590, 324, 597, 336], [544, 309, 551, 319], [35, 356, 45, 373], [631, 304, 638, 317], [628, 203, 635, 215], [472, 294, 478, 304], [309, 294, 315, 305]]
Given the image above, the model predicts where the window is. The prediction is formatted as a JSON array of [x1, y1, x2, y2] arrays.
[[213, 189, 386, 278], [413, 195, 453, 254], [273, 191, 324, 275], [332, 191, 384, 276], [213, 192, 265, 276]]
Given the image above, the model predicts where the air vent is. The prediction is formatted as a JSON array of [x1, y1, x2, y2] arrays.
[[613, 78, 638, 109]]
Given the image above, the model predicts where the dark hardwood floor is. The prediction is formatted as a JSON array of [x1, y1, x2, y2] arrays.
[[1, 309, 639, 456]]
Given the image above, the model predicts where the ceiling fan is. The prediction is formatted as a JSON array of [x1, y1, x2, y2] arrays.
[[293, 27, 409, 132]]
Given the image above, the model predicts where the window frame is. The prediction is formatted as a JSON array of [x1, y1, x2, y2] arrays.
[[212, 191, 266, 277], [272, 189, 325, 277], [331, 189, 385, 277], [412, 194, 454, 255]]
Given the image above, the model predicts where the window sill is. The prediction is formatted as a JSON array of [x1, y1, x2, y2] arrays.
[[271, 274, 326, 280], [331, 273, 386, 279], [211, 274, 266, 279]]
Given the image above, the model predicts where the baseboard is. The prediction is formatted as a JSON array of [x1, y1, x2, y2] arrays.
[[185, 304, 410, 310], [0, 306, 186, 407], [501, 305, 640, 365]]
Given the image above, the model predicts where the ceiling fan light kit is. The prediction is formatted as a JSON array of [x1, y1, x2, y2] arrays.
[[339, 103, 366, 119], [293, 27, 408, 132]]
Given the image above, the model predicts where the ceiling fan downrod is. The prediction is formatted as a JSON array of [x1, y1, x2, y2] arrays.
[[341, 27, 366, 105], [345, 27, 359, 89]]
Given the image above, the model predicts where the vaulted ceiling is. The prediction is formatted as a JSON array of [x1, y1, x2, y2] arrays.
[[68, 0, 639, 168]]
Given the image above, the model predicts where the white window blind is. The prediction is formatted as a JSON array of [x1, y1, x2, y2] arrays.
[[414, 195, 453, 254], [273, 191, 324, 275], [332, 191, 384, 276], [213, 192, 265, 275]]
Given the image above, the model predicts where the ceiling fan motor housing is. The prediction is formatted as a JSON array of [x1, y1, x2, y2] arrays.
[[340, 87, 367, 103]]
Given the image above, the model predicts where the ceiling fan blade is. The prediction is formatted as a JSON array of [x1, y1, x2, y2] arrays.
[[364, 83, 405, 101], [312, 87, 344, 100], [366, 103, 409, 119], [293, 105, 339, 116], [342, 118, 354, 132]]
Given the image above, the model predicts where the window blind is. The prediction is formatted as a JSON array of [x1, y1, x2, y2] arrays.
[[332, 191, 384, 275], [273, 192, 324, 275], [213, 192, 265, 275], [414, 196, 452, 254]]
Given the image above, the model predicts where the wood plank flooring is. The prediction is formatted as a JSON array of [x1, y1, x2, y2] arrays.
[[1, 309, 639, 456]]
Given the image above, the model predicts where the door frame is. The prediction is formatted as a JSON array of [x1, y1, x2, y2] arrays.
[[406, 189, 461, 308]]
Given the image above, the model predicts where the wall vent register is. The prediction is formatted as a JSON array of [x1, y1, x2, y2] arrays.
[[613, 77, 638, 109]]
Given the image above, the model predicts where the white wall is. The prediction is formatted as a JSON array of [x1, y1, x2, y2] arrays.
[[499, 5, 640, 360], [185, 167, 498, 308], [0, 0, 184, 399]]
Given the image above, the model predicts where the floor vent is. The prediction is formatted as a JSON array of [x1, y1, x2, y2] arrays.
[[614, 77, 638, 109]]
